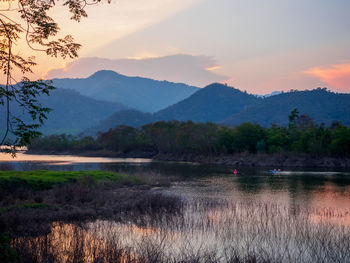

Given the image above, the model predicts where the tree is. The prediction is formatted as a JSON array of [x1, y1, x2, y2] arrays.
[[288, 108, 299, 129], [330, 125, 350, 156], [233, 123, 266, 153], [266, 124, 290, 153], [0, 0, 107, 153], [296, 114, 315, 130]]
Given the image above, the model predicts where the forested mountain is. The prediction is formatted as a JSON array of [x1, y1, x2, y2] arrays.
[[155, 83, 260, 122], [222, 88, 350, 127], [52, 70, 199, 112], [39, 89, 128, 134], [255, 91, 282, 98], [84, 83, 260, 134], [14, 83, 348, 137], [85, 110, 154, 135], [0, 88, 127, 136], [84, 87, 350, 135]]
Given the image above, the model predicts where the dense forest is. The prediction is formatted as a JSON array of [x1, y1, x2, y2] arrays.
[[29, 110, 350, 157]]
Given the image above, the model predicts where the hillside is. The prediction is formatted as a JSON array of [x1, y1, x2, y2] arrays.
[[223, 88, 350, 127], [0, 88, 127, 136], [85, 83, 260, 134], [85, 110, 154, 135], [155, 83, 260, 123], [52, 70, 199, 112], [40, 89, 128, 134]]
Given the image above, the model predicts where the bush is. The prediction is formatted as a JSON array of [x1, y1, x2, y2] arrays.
[[0, 233, 19, 263]]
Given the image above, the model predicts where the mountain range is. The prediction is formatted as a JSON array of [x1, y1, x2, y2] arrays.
[[222, 88, 350, 127], [52, 70, 199, 113], [6, 70, 348, 136], [85, 83, 260, 134], [0, 88, 127, 136], [37, 89, 128, 134], [88, 87, 350, 134], [155, 83, 260, 123], [85, 110, 154, 135]]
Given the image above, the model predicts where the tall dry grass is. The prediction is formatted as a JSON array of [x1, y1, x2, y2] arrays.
[[10, 196, 350, 263]]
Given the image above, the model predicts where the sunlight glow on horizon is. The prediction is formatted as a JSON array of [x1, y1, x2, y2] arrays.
[[304, 64, 350, 92], [2, 0, 350, 94]]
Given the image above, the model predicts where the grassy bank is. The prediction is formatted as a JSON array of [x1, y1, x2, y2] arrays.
[[0, 170, 141, 191], [0, 170, 180, 237], [0, 170, 183, 262]]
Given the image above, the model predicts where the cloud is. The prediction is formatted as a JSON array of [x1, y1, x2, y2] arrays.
[[304, 64, 350, 92], [45, 54, 228, 87], [50, 0, 203, 53]]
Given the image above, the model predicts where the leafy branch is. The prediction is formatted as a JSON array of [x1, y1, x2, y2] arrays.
[[0, 0, 109, 153]]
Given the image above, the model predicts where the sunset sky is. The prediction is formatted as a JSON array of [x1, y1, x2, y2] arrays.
[[8, 0, 350, 94]]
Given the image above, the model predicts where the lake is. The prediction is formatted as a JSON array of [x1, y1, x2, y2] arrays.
[[2, 153, 350, 262]]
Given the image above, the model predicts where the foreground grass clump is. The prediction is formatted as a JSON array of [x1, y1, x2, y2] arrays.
[[1, 203, 51, 212], [0, 170, 141, 190]]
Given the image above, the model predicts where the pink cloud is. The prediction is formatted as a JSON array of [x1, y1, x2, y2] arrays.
[[44, 54, 228, 87], [304, 64, 350, 92]]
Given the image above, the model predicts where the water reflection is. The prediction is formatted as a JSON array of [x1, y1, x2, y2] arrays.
[[1, 153, 350, 213], [0, 152, 152, 164], [3, 153, 350, 262], [14, 199, 350, 262]]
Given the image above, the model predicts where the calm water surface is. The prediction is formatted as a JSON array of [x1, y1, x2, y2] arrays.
[[2, 153, 350, 262], [1, 153, 349, 213]]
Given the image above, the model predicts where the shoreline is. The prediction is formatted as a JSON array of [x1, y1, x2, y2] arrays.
[[23, 150, 350, 168], [0, 170, 177, 238], [154, 153, 350, 168]]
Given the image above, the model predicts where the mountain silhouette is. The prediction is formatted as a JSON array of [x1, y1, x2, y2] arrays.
[[86, 110, 154, 135], [222, 88, 350, 127], [85, 83, 260, 133], [52, 70, 199, 113], [154, 83, 260, 123]]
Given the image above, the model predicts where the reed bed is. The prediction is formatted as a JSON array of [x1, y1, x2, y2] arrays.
[[11, 196, 350, 263]]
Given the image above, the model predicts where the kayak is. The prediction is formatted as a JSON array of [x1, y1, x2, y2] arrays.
[[269, 170, 282, 174]]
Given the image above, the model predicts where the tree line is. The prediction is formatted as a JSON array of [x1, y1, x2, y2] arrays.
[[29, 110, 350, 157]]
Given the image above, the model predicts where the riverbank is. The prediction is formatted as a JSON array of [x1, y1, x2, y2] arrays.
[[0, 170, 179, 237], [23, 150, 350, 167], [25, 149, 156, 158], [155, 153, 350, 168]]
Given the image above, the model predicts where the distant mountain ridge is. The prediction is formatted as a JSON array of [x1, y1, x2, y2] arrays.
[[155, 83, 260, 123], [12, 71, 348, 137], [87, 87, 350, 134], [222, 88, 350, 127], [255, 91, 282, 98], [0, 88, 127, 136], [86, 110, 154, 135], [36, 89, 127, 134], [52, 70, 199, 113], [86, 83, 261, 133]]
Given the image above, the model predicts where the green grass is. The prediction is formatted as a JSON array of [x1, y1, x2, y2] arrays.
[[1, 203, 51, 212], [0, 170, 141, 190]]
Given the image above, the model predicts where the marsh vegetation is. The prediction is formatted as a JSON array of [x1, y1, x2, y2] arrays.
[[8, 197, 350, 263], [1, 160, 350, 262]]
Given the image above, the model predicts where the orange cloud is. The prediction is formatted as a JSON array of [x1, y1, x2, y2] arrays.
[[304, 64, 350, 92], [205, 65, 221, 71]]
